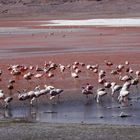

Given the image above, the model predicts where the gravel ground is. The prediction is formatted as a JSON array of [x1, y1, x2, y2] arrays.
[[0, 120, 140, 140]]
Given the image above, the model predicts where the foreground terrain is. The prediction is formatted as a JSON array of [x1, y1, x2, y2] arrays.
[[0, 121, 140, 140]]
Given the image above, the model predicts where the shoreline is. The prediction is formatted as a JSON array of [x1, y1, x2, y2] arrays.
[[0, 120, 140, 140], [2, 118, 140, 127]]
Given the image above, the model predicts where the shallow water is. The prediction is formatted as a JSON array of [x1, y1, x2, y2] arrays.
[[0, 88, 140, 125]]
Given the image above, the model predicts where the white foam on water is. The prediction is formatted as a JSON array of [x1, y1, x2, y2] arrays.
[[40, 18, 140, 27]]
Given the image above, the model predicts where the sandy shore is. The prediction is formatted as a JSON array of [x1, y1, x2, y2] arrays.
[[0, 120, 140, 140]]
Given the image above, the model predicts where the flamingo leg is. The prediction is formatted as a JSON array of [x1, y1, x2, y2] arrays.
[[57, 94, 60, 102], [96, 95, 100, 103]]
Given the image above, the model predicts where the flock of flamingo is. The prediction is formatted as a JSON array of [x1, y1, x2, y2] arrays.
[[0, 59, 139, 109]]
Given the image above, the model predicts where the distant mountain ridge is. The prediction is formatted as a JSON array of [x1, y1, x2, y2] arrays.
[[0, 0, 140, 18], [0, 0, 77, 4], [0, 0, 109, 5]]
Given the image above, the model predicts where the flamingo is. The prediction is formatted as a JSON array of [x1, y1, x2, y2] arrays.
[[0, 89, 5, 107], [110, 70, 118, 75], [23, 72, 33, 80], [96, 88, 107, 103], [125, 61, 129, 65], [104, 82, 111, 89], [79, 62, 85, 67], [44, 61, 49, 67], [74, 61, 79, 65], [28, 90, 36, 99], [104, 60, 113, 67], [20, 65, 28, 72], [118, 89, 130, 104], [86, 65, 92, 70], [85, 83, 93, 91], [82, 87, 93, 99], [118, 81, 131, 104], [136, 71, 140, 77], [44, 62, 57, 73], [119, 75, 132, 82], [49, 62, 57, 70], [34, 73, 44, 78], [33, 85, 51, 98], [98, 77, 106, 85], [49, 88, 64, 102], [7, 84, 14, 95], [92, 64, 99, 70], [4, 97, 13, 108], [128, 68, 133, 74], [116, 64, 124, 73], [18, 85, 55, 105], [131, 78, 139, 92], [30, 87, 46, 105], [9, 79, 15, 84], [18, 92, 30, 101], [111, 82, 122, 96], [86, 64, 98, 71], [0, 69, 2, 76], [93, 68, 98, 73], [122, 81, 131, 90], [98, 70, 106, 79], [44, 85, 55, 90], [59, 64, 65, 73], [48, 72, 54, 78], [29, 65, 34, 70], [36, 65, 43, 71], [71, 72, 79, 78], [0, 90, 5, 100], [72, 65, 78, 70], [131, 78, 139, 86], [75, 68, 81, 74], [11, 69, 21, 76], [66, 64, 71, 69]]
